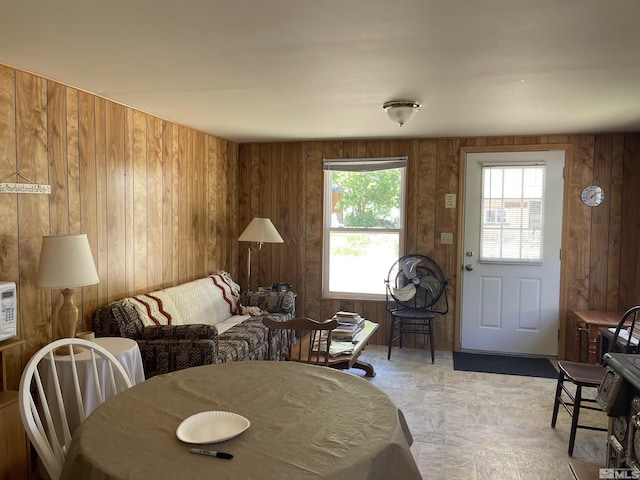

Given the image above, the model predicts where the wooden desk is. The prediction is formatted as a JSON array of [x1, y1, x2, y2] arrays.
[[60, 361, 421, 480], [574, 311, 624, 364]]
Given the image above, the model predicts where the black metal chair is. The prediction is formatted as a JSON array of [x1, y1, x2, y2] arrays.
[[387, 309, 439, 363], [384, 254, 449, 364], [551, 305, 640, 456]]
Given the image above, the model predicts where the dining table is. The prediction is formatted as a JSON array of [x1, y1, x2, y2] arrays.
[[60, 360, 421, 480]]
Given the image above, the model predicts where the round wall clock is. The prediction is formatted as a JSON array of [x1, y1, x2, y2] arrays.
[[581, 185, 604, 207]]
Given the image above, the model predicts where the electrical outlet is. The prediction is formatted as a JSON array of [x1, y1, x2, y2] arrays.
[[440, 232, 453, 245]]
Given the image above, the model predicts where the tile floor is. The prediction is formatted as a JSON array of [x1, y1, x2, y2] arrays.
[[352, 345, 607, 480]]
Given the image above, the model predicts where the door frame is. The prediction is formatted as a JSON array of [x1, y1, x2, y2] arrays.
[[454, 144, 574, 360]]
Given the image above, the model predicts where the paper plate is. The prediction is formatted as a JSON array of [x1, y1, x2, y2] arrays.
[[176, 411, 250, 444]]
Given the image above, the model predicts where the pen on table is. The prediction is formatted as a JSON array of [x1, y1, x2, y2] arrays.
[[190, 448, 233, 459]]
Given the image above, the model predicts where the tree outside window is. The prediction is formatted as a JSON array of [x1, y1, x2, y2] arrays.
[[332, 169, 401, 228]]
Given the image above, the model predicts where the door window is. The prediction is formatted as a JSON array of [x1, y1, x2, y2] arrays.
[[480, 164, 545, 264]]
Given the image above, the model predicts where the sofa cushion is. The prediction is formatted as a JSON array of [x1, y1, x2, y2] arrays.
[[137, 339, 217, 378], [215, 314, 251, 334], [140, 324, 218, 341], [216, 315, 292, 363], [241, 291, 295, 314], [217, 317, 269, 361]]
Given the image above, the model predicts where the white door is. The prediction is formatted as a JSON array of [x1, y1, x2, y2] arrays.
[[460, 151, 564, 356]]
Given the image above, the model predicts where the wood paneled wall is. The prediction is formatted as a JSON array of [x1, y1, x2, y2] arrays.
[[0, 64, 239, 390], [238, 134, 640, 360], [2, 61, 639, 392]]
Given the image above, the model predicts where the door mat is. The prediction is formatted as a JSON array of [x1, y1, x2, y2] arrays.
[[453, 351, 558, 379]]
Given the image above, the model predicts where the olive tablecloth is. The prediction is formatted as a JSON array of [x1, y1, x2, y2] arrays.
[[60, 361, 421, 480]]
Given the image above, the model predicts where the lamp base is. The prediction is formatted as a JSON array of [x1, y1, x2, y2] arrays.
[[54, 344, 83, 356], [54, 288, 83, 355]]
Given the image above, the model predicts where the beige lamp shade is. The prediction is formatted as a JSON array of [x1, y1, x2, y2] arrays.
[[238, 218, 284, 245], [36, 234, 100, 288], [238, 218, 283, 291]]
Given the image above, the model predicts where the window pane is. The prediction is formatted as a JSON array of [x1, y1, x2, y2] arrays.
[[480, 165, 545, 263], [481, 228, 501, 258], [327, 231, 399, 295], [330, 169, 402, 228]]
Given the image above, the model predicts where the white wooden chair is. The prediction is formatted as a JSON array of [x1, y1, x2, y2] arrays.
[[18, 338, 133, 480]]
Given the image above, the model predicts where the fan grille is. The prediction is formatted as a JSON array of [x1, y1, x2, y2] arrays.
[[387, 254, 446, 310]]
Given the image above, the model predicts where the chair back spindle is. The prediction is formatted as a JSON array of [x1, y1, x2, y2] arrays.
[[263, 317, 339, 366], [607, 306, 640, 356], [19, 338, 133, 480]]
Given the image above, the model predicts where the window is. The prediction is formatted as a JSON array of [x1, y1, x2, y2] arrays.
[[323, 157, 407, 299], [480, 164, 545, 263]]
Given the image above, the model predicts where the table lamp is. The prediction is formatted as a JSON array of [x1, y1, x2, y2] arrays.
[[238, 218, 283, 291], [36, 234, 100, 351]]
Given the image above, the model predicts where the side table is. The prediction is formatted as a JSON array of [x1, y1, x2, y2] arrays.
[[574, 311, 624, 363], [41, 337, 145, 437], [92, 337, 146, 384]]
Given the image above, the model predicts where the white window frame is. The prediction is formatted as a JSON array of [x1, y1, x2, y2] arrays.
[[322, 157, 407, 300]]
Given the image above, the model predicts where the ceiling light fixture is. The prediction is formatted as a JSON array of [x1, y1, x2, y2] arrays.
[[382, 101, 422, 127]]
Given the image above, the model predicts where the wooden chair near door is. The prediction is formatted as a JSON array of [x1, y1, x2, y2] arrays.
[[551, 305, 640, 456], [262, 317, 339, 366]]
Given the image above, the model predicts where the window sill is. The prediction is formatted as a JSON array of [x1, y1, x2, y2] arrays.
[[322, 292, 386, 302]]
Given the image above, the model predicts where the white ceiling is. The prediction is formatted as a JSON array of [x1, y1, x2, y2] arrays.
[[1, 0, 639, 143]]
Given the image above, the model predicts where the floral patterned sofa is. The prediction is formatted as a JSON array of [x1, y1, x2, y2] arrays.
[[92, 272, 295, 378]]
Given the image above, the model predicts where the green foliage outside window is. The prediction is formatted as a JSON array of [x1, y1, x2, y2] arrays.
[[332, 169, 401, 228]]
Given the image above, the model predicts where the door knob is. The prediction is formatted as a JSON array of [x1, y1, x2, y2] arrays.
[[464, 264, 474, 271]]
